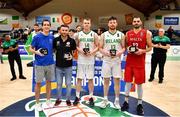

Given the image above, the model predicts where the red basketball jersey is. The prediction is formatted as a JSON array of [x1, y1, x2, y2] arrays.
[[126, 29, 147, 67]]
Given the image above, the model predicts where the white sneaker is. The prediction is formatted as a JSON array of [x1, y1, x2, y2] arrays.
[[35, 103, 43, 111], [46, 99, 53, 107], [114, 100, 121, 109], [100, 99, 109, 108]]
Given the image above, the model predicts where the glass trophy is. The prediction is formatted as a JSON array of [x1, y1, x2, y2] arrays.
[[40, 48, 48, 55], [110, 45, 116, 56], [129, 45, 138, 53], [83, 43, 90, 54]]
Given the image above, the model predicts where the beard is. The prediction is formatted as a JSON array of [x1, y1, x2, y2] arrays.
[[133, 24, 141, 29], [109, 26, 116, 30], [61, 33, 67, 37]]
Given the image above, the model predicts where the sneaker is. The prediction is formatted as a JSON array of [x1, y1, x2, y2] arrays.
[[148, 78, 154, 82], [136, 104, 144, 115], [19, 75, 26, 79], [159, 80, 163, 84], [66, 100, 71, 106], [114, 100, 121, 109], [10, 77, 17, 81], [46, 99, 53, 107], [54, 99, 62, 106], [27, 61, 33, 67], [99, 99, 108, 108], [35, 103, 43, 111], [73, 97, 80, 106], [89, 97, 94, 107], [121, 101, 129, 111]]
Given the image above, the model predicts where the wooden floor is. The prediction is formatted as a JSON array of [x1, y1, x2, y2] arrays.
[[0, 60, 180, 116]]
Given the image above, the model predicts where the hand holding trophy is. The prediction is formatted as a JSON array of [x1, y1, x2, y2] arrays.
[[110, 45, 117, 57], [83, 43, 90, 55], [128, 45, 138, 53], [39, 48, 48, 55]]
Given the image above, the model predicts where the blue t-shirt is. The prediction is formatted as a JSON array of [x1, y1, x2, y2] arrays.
[[31, 32, 55, 66]]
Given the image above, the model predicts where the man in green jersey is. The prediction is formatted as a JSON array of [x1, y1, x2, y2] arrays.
[[149, 28, 170, 83], [3, 34, 26, 81]]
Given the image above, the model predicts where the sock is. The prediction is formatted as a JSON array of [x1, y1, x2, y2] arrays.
[[76, 91, 80, 98], [115, 97, 119, 101], [137, 84, 143, 105], [138, 99, 143, 105], [89, 92, 93, 97], [104, 96, 108, 100], [125, 82, 131, 103]]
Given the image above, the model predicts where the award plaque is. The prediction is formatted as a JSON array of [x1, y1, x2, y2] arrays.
[[83, 48, 90, 54], [64, 53, 72, 60], [110, 49, 116, 56], [129, 46, 138, 53], [83, 43, 90, 54], [110, 45, 117, 56], [40, 48, 48, 55]]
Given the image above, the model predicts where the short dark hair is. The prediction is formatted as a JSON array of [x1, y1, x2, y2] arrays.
[[132, 15, 142, 20], [69, 29, 76, 33], [34, 23, 39, 27], [76, 25, 81, 28], [41, 19, 51, 26], [60, 24, 69, 29], [57, 26, 61, 31], [108, 16, 117, 21]]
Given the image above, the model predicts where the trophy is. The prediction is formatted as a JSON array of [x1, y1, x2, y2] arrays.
[[64, 53, 72, 60], [83, 43, 90, 54], [110, 45, 116, 57], [40, 48, 48, 55], [129, 45, 138, 53]]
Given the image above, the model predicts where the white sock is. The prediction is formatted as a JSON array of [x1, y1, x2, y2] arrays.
[[104, 96, 108, 100], [138, 99, 143, 105], [76, 91, 80, 98], [115, 97, 119, 101], [137, 84, 143, 105], [89, 92, 93, 97], [125, 82, 131, 103]]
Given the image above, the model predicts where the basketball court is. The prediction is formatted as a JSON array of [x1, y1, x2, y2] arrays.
[[1, 0, 180, 116], [0, 57, 180, 116]]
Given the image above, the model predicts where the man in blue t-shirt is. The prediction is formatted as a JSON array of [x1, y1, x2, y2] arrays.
[[29, 19, 55, 111]]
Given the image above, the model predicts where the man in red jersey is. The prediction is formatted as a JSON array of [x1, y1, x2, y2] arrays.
[[121, 16, 152, 116]]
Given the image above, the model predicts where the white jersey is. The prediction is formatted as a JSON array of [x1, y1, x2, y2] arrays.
[[103, 30, 124, 62], [77, 30, 96, 64]]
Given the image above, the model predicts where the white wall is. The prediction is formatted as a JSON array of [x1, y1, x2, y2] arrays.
[[0, 9, 22, 30]]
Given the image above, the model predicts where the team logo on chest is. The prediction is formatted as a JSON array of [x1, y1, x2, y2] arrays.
[[66, 42, 70, 47]]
